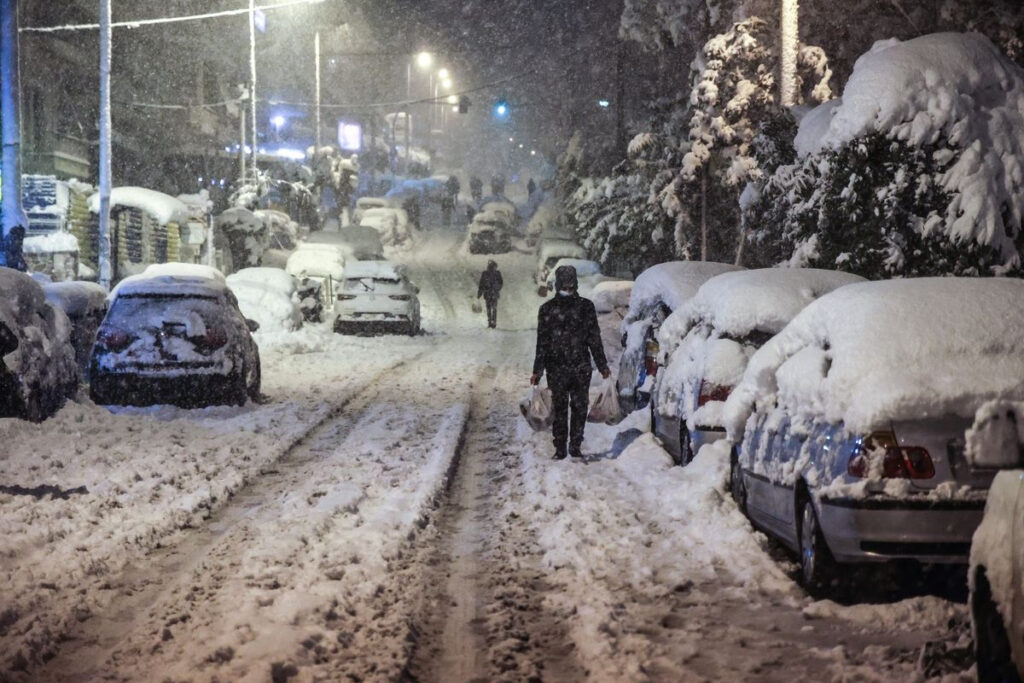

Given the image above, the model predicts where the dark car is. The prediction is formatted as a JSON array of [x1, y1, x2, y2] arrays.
[[90, 270, 261, 407], [0, 267, 78, 421]]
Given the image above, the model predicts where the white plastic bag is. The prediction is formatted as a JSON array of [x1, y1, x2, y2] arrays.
[[588, 377, 624, 425], [519, 385, 553, 431]]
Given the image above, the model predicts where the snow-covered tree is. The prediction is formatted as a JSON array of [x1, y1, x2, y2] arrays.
[[747, 33, 1024, 278], [656, 17, 831, 262]]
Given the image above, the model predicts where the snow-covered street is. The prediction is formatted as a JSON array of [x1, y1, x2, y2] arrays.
[[1, 230, 974, 681]]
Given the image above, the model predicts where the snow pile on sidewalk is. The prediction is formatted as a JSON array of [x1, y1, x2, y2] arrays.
[[796, 32, 1024, 264], [724, 277, 1024, 438]]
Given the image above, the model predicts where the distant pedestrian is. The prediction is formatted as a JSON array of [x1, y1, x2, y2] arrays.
[[442, 175, 460, 227], [531, 265, 610, 460], [477, 260, 504, 329], [469, 176, 483, 206], [527, 177, 537, 197]]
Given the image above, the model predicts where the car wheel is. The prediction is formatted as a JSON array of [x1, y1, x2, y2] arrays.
[[730, 450, 747, 515], [973, 570, 1021, 683], [229, 368, 248, 406], [798, 495, 837, 596], [679, 424, 695, 466]]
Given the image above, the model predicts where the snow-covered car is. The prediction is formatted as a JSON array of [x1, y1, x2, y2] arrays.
[[617, 261, 743, 414], [353, 196, 397, 225], [285, 241, 348, 307], [480, 200, 518, 231], [226, 267, 303, 333], [590, 279, 633, 315], [723, 278, 1024, 595], [651, 268, 864, 465], [467, 210, 512, 254], [358, 207, 411, 247], [42, 280, 109, 378], [543, 258, 602, 293], [333, 261, 421, 336], [534, 238, 586, 284], [90, 270, 261, 407], [0, 267, 78, 421], [965, 400, 1024, 682], [336, 224, 385, 260]]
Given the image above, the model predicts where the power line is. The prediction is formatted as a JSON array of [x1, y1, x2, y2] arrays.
[[19, 0, 327, 33]]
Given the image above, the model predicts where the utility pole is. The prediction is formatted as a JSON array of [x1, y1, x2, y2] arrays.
[[239, 103, 246, 182], [1, 0, 28, 270], [314, 30, 321, 153], [98, 0, 113, 287], [780, 0, 799, 107], [248, 0, 257, 180]]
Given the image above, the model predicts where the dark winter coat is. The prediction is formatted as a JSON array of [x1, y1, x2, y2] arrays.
[[532, 293, 608, 379], [478, 268, 503, 301]]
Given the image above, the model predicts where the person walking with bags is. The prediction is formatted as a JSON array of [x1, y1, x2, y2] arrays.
[[530, 265, 610, 460], [477, 260, 503, 328]]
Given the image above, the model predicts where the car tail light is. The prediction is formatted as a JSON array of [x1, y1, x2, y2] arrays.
[[193, 327, 228, 351], [643, 339, 659, 377], [697, 379, 731, 407], [337, 294, 357, 301], [847, 431, 935, 479], [389, 295, 411, 301], [97, 327, 135, 351]]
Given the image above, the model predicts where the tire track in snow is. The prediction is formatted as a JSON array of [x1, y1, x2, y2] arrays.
[[29, 350, 440, 682], [406, 333, 586, 683]]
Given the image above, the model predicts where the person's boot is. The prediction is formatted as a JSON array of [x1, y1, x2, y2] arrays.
[[569, 447, 584, 459], [552, 449, 567, 460]]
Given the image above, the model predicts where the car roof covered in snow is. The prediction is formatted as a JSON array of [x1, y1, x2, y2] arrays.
[[473, 210, 511, 225], [142, 262, 225, 282], [668, 268, 865, 339], [226, 267, 296, 295], [626, 261, 744, 323], [286, 246, 347, 280], [724, 276, 1024, 437], [42, 281, 108, 317], [344, 260, 406, 280], [112, 271, 232, 300]]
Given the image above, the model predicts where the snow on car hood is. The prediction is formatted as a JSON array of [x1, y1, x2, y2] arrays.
[[724, 277, 1024, 438]]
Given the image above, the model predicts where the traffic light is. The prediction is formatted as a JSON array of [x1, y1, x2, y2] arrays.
[[458, 95, 470, 114]]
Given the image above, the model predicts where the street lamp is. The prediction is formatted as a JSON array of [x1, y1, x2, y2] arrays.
[[416, 51, 433, 69], [437, 67, 449, 80]]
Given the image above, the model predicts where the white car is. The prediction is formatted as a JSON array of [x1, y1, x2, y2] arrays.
[[285, 242, 348, 307], [651, 268, 864, 465], [226, 267, 304, 333], [543, 258, 602, 293], [467, 211, 512, 254], [534, 238, 586, 284], [359, 207, 411, 246], [333, 261, 421, 336], [966, 400, 1024, 682], [480, 200, 518, 231], [353, 196, 397, 224], [616, 261, 743, 414]]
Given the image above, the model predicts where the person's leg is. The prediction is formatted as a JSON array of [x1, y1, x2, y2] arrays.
[[567, 370, 590, 457], [486, 297, 497, 327], [548, 374, 569, 458]]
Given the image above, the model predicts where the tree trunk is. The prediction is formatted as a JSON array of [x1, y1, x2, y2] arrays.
[[780, 0, 799, 107], [700, 168, 708, 261]]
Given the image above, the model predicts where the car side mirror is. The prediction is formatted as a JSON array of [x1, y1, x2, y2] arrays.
[[246, 318, 260, 333], [966, 403, 1024, 469], [0, 321, 17, 356]]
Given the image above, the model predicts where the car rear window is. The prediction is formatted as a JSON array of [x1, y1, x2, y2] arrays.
[[107, 294, 228, 329]]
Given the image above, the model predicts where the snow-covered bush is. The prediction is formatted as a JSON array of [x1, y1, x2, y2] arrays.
[[748, 33, 1024, 277]]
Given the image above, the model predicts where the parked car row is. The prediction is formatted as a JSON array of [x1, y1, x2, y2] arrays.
[[620, 263, 1024, 619]]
